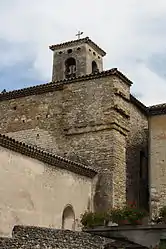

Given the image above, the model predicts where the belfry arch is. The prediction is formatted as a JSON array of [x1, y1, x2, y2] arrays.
[[65, 57, 76, 78], [92, 60, 99, 73]]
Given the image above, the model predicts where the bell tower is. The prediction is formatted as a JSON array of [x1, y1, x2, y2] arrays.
[[49, 36, 106, 82]]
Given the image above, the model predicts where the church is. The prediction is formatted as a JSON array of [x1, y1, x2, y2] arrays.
[[0, 36, 165, 237]]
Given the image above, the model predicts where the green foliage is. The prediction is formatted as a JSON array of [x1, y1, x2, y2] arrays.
[[110, 203, 147, 225], [110, 207, 125, 223], [122, 203, 147, 224], [80, 211, 109, 228], [159, 240, 166, 249], [81, 202, 148, 228]]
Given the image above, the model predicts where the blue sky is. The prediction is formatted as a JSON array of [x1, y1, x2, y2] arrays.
[[0, 0, 166, 105]]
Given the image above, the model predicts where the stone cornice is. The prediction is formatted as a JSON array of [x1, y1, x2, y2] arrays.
[[0, 134, 97, 178], [49, 36, 106, 57], [114, 104, 130, 119], [0, 68, 133, 102], [65, 122, 129, 136]]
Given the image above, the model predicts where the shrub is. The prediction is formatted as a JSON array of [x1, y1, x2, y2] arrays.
[[80, 211, 109, 228], [110, 202, 147, 225], [81, 202, 148, 228], [123, 203, 147, 224], [110, 207, 125, 223]]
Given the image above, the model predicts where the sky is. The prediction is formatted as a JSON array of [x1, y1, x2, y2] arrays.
[[0, 0, 166, 106]]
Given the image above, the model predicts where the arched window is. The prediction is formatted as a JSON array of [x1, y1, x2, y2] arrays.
[[65, 58, 76, 78], [92, 61, 99, 73], [62, 205, 75, 230]]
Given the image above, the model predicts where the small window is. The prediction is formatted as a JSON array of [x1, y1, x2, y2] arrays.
[[93, 52, 96, 56], [62, 205, 75, 230], [13, 106, 17, 110], [98, 56, 100, 59], [59, 51, 62, 54], [89, 49, 91, 52], [77, 47, 81, 51], [67, 49, 73, 54], [92, 61, 99, 73]]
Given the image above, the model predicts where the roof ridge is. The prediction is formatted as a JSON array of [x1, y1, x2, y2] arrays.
[[0, 133, 97, 178], [0, 68, 132, 101]]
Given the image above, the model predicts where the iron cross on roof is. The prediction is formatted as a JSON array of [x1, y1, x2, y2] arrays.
[[76, 31, 83, 39]]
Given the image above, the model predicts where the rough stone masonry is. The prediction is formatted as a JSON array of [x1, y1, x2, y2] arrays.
[[0, 37, 149, 212]]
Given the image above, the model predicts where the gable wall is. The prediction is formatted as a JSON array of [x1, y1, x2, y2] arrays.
[[0, 146, 93, 236]]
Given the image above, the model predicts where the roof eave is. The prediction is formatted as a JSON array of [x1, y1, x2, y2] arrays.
[[130, 95, 148, 115], [49, 37, 106, 57], [0, 68, 133, 101], [0, 134, 97, 178]]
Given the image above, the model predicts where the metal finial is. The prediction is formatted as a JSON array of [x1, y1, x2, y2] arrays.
[[76, 31, 83, 39]]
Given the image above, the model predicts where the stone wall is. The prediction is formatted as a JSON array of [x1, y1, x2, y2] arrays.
[[149, 114, 166, 216], [0, 88, 64, 156], [126, 100, 148, 209], [0, 225, 110, 249], [0, 146, 93, 236], [0, 74, 131, 211]]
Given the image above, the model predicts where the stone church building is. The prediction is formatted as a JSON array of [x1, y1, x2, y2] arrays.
[[0, 36, 165, 236]]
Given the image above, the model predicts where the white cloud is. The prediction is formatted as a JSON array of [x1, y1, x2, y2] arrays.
[[0, 0, 166, 106]]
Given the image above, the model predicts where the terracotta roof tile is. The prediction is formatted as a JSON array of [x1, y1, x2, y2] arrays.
[[0, 67, 151, 116], [130, 95, 148, 114], [49, 37, 106, 57], [0, 68, 132, 101], [0, 134, 97, 178], [148, 103, 166, 115]]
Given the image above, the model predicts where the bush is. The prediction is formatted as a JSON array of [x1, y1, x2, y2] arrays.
[[123, 203, 147, 224], [110, 207, 125, 223], [80, 211, 109, 228], [109, 202, 147, 225], [81, 202, 148, 228]]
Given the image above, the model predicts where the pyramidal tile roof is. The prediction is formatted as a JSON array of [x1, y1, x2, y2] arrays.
[[49, 36, 106, 57]]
